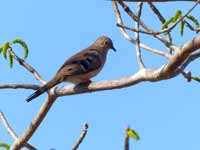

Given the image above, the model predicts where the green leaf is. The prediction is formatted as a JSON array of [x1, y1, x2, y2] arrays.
[[192, 76, 200, 82], [0, 142, 10, 150], [12, 38, 29, 59], [180, 20, 184, 36], [8, 51, 13, 68], [173, 10, 182, 22], [127, 128, 140, 141], [2, 42, 10, 59], [186, 15, 200, 28], [161, 18, 174, 30]]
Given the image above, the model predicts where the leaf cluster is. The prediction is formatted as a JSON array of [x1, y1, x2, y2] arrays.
[[0, 39, 29, 68], [162, 10, 199, 36]]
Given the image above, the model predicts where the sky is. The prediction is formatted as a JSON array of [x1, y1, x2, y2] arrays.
[[0, 0, 200, 150]]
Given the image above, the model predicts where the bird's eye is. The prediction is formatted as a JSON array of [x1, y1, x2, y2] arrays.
[[103, 40, 108, 46]]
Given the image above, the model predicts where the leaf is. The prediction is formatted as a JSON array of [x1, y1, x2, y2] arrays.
[[192, 76, 200, 82], [2, 42, 10, 59], [8, 51, 13, 68], [180, 20, 184, 36], [127, 128, 140, 141], [0, 142, 10, 150], [161, 18, 174, 29], [186, 15, 200, 28], [173, 10, 182, 22], [12, 38, 29, 59]]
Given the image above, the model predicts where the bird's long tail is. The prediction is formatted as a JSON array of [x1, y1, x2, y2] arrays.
[[26, 77, 60, 102]]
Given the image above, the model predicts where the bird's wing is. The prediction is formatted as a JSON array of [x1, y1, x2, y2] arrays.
[[57, 49, 102, 77]]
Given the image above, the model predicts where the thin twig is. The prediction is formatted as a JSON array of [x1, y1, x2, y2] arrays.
[[135, 2, 145, 69], [72, 123, 89, 150], [0, 111, 37, 150], [0, 84, 39, 90], [125, 127, 129, 150], [8, 47, 46, 85], [184, 20, 200, 32], [147, 2, 173, 53], [147, 2, 165, 23]]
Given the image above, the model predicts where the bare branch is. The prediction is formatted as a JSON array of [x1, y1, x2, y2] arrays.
[[112, 1, 171, 59], [116, 23, 154, 35], [10, 95, 57, 150], [72, 123, 89, 150], [135, 2, 145, 69], [8, 48, 46, 85], [0, 84, 39, 90], [147, 2, 173, 53], [0, 111, 37, 150]]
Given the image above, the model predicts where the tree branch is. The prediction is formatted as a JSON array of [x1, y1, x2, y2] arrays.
[[147, 2, 173, 53], [72, 123, 89, 150], [0, 84, 39, 90], [8, 48, 46, 85], [124, 127, 129, 150], [135, 2, 145, 69], [10, 95, 57, 150], [0, 111, 37, 150]]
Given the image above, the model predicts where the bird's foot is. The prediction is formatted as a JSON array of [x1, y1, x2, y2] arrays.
[[74, 80, 91, 91]]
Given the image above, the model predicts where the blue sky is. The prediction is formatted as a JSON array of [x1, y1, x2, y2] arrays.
[[0, 0, 200, 150]]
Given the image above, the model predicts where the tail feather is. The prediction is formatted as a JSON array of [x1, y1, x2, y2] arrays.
[[26, 77, 60, 102]]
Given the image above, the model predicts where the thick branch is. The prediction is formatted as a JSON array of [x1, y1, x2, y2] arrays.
[[10, 95, 57, 150], [162, 36, 200, 77]]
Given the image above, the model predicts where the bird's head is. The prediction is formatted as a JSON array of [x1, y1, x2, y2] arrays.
[[94, 36, 116, 52]]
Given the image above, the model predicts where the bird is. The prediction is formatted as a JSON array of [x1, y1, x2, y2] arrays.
[[26, 36, 116, 102]]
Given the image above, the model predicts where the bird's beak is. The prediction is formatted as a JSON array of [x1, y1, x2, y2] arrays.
[[111, 45, 116, 52]]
